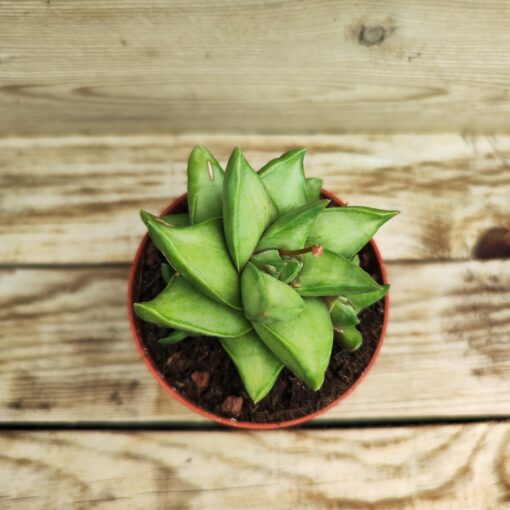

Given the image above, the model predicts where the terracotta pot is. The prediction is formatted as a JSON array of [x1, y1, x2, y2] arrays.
[[128, 190, 389, 429]]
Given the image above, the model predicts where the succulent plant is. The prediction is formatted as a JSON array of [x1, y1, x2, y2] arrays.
[[134, 146, 398, 404]]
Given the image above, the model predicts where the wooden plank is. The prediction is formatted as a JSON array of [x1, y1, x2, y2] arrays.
[[1, 134, 509, 263], [1, 1, 510, 136], [1, 258, 509, 423], [0, 424, 509, 509]]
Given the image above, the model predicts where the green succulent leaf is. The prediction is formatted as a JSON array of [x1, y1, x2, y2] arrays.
[[223, 147, 277, 271], [241, 262, 305, 323], [250, 250, 287, 277], [334, 325, 363, 352], [305, 178, 323, 203], [250, 250, 303, 284], [160, 263, 174, 284], [256, 199, 329, 252], [307, 206, 399, 259], [145, 214, 242, 310], [259, 148, 308, 215], [141, 211, 190, 228], [296, 250, 382, 297], [351, 254, 360, 266], [160, 213, 190, 227], [344, 284, 389, 313], [220, 331, 284, 404], [254, 298, 333, 390], [134, 276, 251, 338], [187, 145, 224, 224], [325, 296, 360, 329], [158, 330, 189, 345], [279, 257, 303, 284]]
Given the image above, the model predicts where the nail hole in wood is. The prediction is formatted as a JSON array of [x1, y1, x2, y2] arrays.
[[473, 227, 510, 260]]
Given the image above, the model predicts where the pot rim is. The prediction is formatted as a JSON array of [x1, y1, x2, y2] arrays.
[[127, 190, 389, 429]]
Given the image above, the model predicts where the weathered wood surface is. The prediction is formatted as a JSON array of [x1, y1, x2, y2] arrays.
[[1, 134, 509, 264], [1, 258, 508, 423], [1, 1, 510, 136], [0, 423, 509, 509]]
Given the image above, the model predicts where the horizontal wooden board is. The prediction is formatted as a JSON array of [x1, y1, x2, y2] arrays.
[[1, 1, 510, 135], [0, 423, 509, 509], [1, 133, 509, 263], [1, 258, 508, 423]]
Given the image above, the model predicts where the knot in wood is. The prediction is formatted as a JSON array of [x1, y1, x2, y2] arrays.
[[359, 25, 385, 46]]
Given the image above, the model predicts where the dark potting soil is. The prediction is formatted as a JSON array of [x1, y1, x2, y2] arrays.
[[132, 200, 385, 424]]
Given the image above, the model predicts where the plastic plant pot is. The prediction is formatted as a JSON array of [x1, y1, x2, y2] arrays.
[[127, 190, 389, 429]]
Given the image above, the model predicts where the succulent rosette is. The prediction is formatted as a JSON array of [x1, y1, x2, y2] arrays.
[[134, 146, 398, 404]]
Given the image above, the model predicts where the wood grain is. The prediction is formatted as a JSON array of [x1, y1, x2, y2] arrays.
[[0, 424, 509, 509], [1, 1, 510, 136], [1, 258, 508, 423], [1, 133, 509, 264]]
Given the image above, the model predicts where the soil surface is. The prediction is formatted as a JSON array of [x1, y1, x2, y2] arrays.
[[132, 199, 385, 424]]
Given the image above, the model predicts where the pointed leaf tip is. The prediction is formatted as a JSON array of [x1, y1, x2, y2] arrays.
[[140, 210, 156, 227], [335, 326, 363, 352], [254, 298, 333, 390], [187, 145, 224, 224], [297, 250, 382, 297], [223, 147, 277, 270], [220, 331, 283, 403], [241, 262, 305, 323], [259, 148, 308, 215], [257, 199, 329, 252], [308, 205, 399, 259], [146, 217, 242, 310], [345, 284, 390, 313], [133, 276, 250, 337]]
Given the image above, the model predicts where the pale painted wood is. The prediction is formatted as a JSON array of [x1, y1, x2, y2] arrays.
[[1, 134, 509, 263], [0, 258, 508, 423], [0, 424, 509, 509], [1, 1, 510, 136]]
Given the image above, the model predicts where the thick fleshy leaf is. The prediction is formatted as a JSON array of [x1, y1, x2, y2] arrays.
[[160, 263, 174, 284], [141, 211, 190, 228], [334, 326, 363, 352], [256, 200, 329, 251], [145, 215, 242, 309], [158, 330, 189, 345], [305, 178, 323, 203], [351, 254, 360, 266], [279, 257, 303, 284], [250, 250, 303, 284], [241, 262, 304, 323], [220, 331, 283, 403], [308, 206, 399, 258], [223, 147, 277, 270], [325, 296, 360, 328], [345, 284, 389, 313], [259, 148, 308, 215], [160, 213, 190, 227], [296, 250, 382, 297], [254, 298, 333, 390], [134, 276, 251, 338], [187, 145, 224, 224], [250, 250, 287, 277]]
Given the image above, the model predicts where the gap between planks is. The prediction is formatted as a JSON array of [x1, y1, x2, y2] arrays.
[[1, 415, 510, 432]]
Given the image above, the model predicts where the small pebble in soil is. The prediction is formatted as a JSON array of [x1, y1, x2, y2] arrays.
[[191, 371, 210, 394], [165, 351, 191, 372], [221, 396, 243, 418]]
